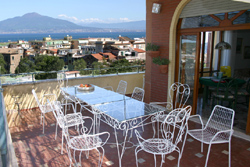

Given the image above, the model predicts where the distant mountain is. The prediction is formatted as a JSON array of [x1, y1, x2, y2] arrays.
[[0, 13, 103, 34], [78, 20, 146, 31]]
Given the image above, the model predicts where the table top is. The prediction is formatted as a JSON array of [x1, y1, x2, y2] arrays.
[[61, 85, 130, 105], [61, 85, 163, 122], [199, 77, 246, 87], [93, 99, 163, 122]]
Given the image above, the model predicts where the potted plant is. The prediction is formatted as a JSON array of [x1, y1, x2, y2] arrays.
[[146, 43, 160, 57], [152, 56, 170, 73]]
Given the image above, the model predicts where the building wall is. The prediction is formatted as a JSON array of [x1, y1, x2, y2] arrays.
[[145, 0, 182, 103]]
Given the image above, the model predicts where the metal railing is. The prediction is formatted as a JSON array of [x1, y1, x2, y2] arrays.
[[0, 65, 145, 85]]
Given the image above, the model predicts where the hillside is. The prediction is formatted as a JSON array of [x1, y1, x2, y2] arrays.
[[0, 13, 102, 34]]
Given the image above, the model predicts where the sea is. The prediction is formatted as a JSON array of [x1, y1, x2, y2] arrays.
[[0, 32, 146, 43]]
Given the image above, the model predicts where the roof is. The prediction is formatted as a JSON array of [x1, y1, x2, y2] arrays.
[[119, 36, 133, 41], [91, 53, 104, 60], [0, 48, 19, 54], [65, 71, 80, 74], [134, 48, 146, 53], [49, 49, 58, 53], [101, 52, 116, 60], [91, 52, 117, 61]]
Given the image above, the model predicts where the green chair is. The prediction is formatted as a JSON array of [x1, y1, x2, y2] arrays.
[[231, 78, 250, 105], [212, 79, 238, 110]]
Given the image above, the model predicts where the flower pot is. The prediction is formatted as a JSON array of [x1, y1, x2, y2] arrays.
[[159, 65, 168, 74], [146, 51, 160, 57]]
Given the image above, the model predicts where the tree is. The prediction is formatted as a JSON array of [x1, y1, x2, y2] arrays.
[[35, 55, 64, 80], [0, 54, 7, 74], [73, 59, 87, 75], [15, 57, 35, 74], [73, 59, 86, 71]]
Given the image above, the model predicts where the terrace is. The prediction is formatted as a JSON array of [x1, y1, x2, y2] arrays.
[[1, 69, 250, 167]]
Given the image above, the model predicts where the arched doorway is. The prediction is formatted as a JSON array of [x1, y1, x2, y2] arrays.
[[169, 1, 250, 133]]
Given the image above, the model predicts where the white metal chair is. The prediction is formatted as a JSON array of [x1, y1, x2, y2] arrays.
[[187, 105, 235, 167], [58, 78, 79, 114], [63, 119, 110, 167], [125, 87, 145, 137], [150, 82, 190, 137], [135, 105, 192, 167], [32, 89, 57, 134], [49, 100, 87, 154], [104, 80, 127, 95], [131, 87, 145, 101]]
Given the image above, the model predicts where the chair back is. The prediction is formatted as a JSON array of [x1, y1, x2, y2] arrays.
[[116, 80, 127, 95], [162, 105, 192, 146], [131, 87, 145, 101], [52, 101, 64, 120], [58, 77, 68, 88], [168, 82, 190, 110], [215, 78, 238, 101], [32, 89, 43, 112], [205, 105, 235, 134], [246, 78, 250, 93]]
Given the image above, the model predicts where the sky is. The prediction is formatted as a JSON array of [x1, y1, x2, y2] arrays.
[[0, 0, 146, 24]]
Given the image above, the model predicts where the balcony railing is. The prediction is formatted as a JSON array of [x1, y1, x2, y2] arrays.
[[0, 65, 145, 86]]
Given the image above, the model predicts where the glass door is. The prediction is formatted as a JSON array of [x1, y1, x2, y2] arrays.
[[176, 33, 201, 114]]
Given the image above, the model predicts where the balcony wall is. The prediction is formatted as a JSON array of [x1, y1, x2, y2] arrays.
[[2, 73, 144, 112]]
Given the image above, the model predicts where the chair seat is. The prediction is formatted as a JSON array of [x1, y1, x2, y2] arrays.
[[212, 92, 234, 99], [69, 135, 102, 150], [232, 89, 250, 96], [58, 113, 83, 128], [188, 129, 229, 144], [140, 138, 176, 154]]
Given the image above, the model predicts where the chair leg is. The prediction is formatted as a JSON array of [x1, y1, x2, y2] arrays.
[[205, 143, 212, 167], [43, 114, 45, 134], [152, 121, 156, 138], [55, 122, 58, 139], [98, 147, 105, 167], [154, 154, 157, 167], [135, 146, 142, 167], [228, 140, 231, 167], [40, 112, 43, 124], [61, 134, 64, 154]]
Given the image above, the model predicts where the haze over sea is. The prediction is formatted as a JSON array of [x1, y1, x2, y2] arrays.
[[0, 32, 146, 42]]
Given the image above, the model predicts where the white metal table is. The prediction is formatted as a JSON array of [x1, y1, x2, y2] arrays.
[[61, 85, 164, 167]]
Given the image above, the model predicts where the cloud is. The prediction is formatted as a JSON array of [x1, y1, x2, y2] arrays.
[[58, 14, 134, 24], [58, 14, 79, 22]]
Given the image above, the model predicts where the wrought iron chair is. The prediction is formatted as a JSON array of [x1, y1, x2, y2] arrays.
[[131, 87, 145, 101], [104, 80, 127, 95], [150, 82, 190, 137], [135, 105, 192, 167], [58, 77, 79, 114], [63, 119, 110, 167], [125, 87, 145, 137], [49, 100, 88, 154], [187, 105, 235, 167], [32, 89, 57, 134]]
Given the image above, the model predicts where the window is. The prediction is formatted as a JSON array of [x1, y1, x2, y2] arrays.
[[181, 15, 219, 29], [12, 56, 14, 60]]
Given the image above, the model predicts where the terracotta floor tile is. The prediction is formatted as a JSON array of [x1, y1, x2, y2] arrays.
[[9, 107, 250, 167]]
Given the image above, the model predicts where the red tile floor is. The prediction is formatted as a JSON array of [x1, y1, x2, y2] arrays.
[[9, 107, 250, 167]]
